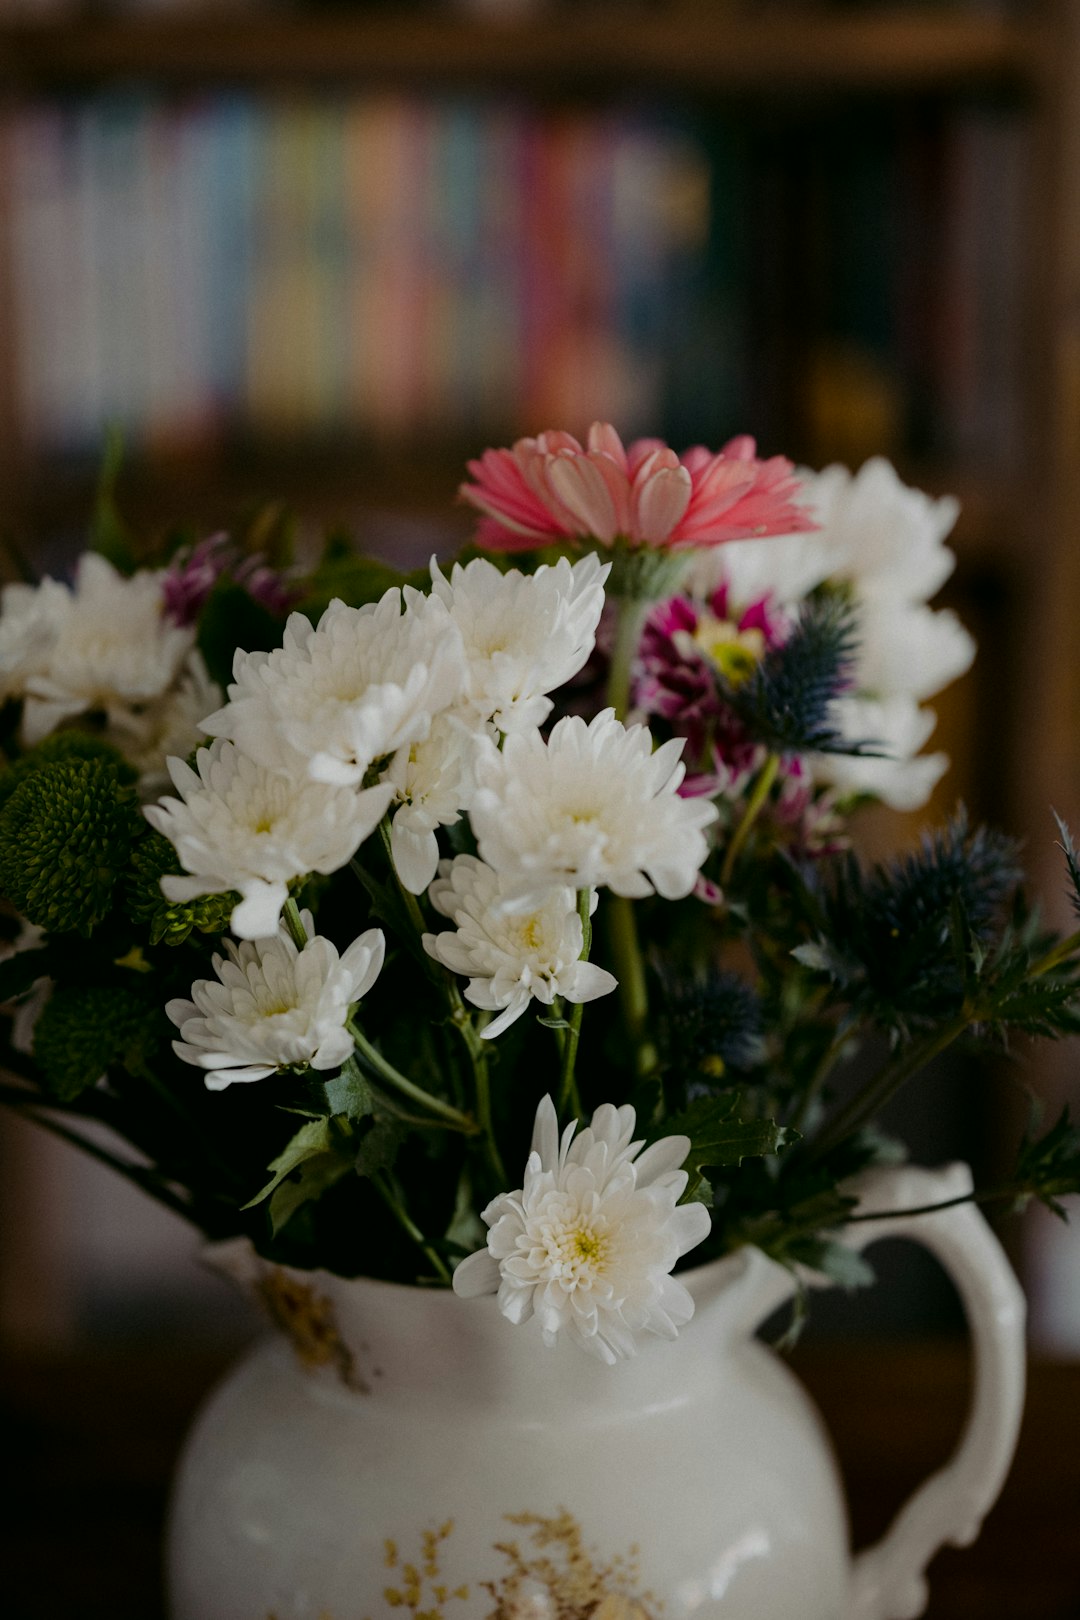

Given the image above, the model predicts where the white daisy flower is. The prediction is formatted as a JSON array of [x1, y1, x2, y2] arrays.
[[385, 712, 487, 895], [144, 738, 393, 940], [0, 577, 66, 704], [21, 554, 194, 745], [202, 587, 466, 787], [429, 552, 609, 733], [856, 599, 975, 706], [104, 650, 223, 797], [166, 913, 384, 1090], [469, 709, 717, 909], [423, 855, 617, 1038], [815, 696, 948, 812], [805, 456, 961, 608], [453, 1094, 711, 1362]]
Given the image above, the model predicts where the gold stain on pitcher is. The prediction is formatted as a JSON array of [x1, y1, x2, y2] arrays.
[[257, 1267, 365, 1391]]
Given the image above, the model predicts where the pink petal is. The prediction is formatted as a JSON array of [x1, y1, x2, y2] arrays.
[[586, 420, 629, 472], [633, 464, 692, 547], [544, 450, 621, 542]]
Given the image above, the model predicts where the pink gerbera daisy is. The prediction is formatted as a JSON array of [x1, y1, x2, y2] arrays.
[[460, 422, 815, 554]]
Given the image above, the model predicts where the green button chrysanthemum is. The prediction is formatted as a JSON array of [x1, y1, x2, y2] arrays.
[[0, 755, 140, 935]]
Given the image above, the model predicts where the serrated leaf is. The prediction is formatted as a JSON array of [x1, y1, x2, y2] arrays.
[[243, 1114, 354, 1217], [661, 1093, 787, 1170], [354, 1116, 405, 1181], [268, 1150, 354, 1236], [322, 1056, 375, 1122]]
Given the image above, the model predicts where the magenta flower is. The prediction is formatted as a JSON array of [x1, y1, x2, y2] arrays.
[[162, 534, 300, 627], [460, 422, 815, 554], [637, 583, 788, 760], [162, 534, 233, 626]]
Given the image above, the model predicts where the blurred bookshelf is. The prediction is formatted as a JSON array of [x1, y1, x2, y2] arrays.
[[2, 0, 1080, 1352]]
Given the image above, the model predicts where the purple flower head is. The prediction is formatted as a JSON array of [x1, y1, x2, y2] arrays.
[[233, 554, 303, 619], [637, 583, 790, 769], [162, 533, 233, 626], [162, 534, 302, 627]]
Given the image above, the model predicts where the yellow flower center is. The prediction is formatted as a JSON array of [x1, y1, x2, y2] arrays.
[[690, 612, 766, 687], [572, 1226, 607, 1265]]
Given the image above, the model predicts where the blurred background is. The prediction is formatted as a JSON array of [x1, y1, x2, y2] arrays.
[[1, 0, 1079, 1368]]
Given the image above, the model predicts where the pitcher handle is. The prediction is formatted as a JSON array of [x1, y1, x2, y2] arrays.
[[835, 1162, 1026, 1620]]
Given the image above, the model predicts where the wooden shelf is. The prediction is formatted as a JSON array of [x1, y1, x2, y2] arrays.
[[0, 9, 1044, 98]]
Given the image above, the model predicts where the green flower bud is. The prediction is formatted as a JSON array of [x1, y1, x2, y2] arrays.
[[126, 828, 236, 946]]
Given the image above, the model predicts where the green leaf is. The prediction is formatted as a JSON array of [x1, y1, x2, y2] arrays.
[[322, 1056, 375, 1122], [536, 1014, 571, 1031], [354, 1116, 405, 1180], [296, 542, 407, 624], [659, 1093, 787, 1171], [795, 1236, 876, 1292], [197, 581, 286, 691], [1014, 1106, 1080, 1219], [244, 1114, 356, 1237]]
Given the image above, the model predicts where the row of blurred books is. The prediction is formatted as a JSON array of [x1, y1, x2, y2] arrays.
[[8, 94, 712, 454], [6, 91, 1028, 471]]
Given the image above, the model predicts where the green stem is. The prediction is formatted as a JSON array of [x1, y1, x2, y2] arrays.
[[788, 1021, 858, 1136], [557, 889, 591, 1118], [721, 753, 780, 889], [282, 896, 308, 950], [811, 923, 1080, 1163], [347, 1018, 477, 1135], [371, 815, 505, 1184], [810, 1011, 971, 1162], [606, 892, 656, 1077], [372, 1172, 451, 1284], [844, 1187, 995, 1225], [1029, 926, 1080, 980], [606, 595, 651, 721]]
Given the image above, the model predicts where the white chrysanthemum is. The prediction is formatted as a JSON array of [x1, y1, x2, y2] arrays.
[[202, 587, 466, 786], [429, 552, 609, 733], [684, 530, 834, 608], [0, 577, 66, 703], [385, 712, 487, 895], [815, 696, 947, 812], [166, 912, 384, 1090], [423, 855, 617, 1038], [453, 1094, 711, 1363], [105, 650, 223, 796], [856, 599, 975, 706], [21, 554, 194, 745], [805, 457, 961, 607], [469, 709, 717, 909], [144, 738, 394, 940]]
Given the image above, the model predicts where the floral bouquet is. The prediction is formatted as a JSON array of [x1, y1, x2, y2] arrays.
[[2, 424, 1080, 1365]]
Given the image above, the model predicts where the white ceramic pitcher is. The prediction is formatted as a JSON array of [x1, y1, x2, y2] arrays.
[[167, 1162, 1025, 1620]]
